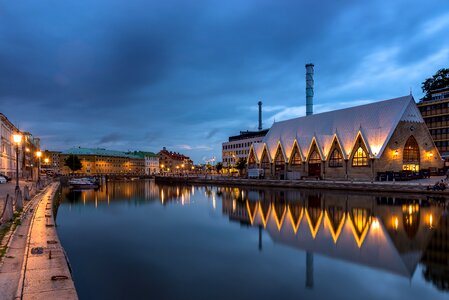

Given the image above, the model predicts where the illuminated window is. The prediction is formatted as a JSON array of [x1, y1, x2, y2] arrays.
[[248, 151, 257, 168], [309, 148, 321, 164], [329, 148, 343, 167], [290, 145, 302, 166], [352, 146, 368, 167], [403, 136, 419, 172], [261, 149, 270, 170], [274, 147, 285, 166]]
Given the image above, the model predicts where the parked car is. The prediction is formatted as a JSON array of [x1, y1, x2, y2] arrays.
[[0, 176, 7, 184], [0, 174, 12, 182]]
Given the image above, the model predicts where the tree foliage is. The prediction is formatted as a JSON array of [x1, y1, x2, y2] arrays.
[[421, 68, 449, 100], [215, 162, 223, 173], [64, 155, 82, 173], [235, 158, 247, 171]]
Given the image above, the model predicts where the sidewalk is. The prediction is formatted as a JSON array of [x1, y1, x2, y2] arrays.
[[0, 180, 36, 217]]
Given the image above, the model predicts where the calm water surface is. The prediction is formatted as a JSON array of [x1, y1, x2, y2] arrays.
[[56, 180, 449, 300]]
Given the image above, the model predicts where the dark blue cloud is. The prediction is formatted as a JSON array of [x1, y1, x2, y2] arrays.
[[0, 0, 448, 162]]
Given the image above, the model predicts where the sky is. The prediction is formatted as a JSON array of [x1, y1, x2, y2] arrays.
[[1, 0, 448, 163]]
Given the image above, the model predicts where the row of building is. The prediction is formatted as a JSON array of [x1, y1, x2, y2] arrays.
[[222, 68, 449, 180], [44, 146, 194, 176], [0, 113, 41, 180]]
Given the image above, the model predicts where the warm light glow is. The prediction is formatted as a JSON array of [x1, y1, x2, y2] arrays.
[[36, 151, 42, 158], [181, 164, 184, 168], [176, 165, 179, 169], [372, 218, 380, 230], [427, 214, 434, 229], [13, 134, 22, 144], [393, 149, 399, 157], [232, 199, 236, 212], [161, 164, 165, 169], [44, 158, 49, 164], [427, 152, 433, 159], [191, 166, 195, 170], [393, 216, 399, 230], [25, 147, 30, 152]]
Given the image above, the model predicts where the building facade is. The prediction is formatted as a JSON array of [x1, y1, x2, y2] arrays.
[[417, 87, 449, 158], [0, 113, 39, 179], [247, 95, 443, 180], [145, 155, 160, 175], [158, 147, 193, 173], [59, 148, 145, 175], [222, 130, 268, 168]]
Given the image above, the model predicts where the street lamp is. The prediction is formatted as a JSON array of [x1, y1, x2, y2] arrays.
[[36, 151, 42, 182], [13, 133, 22, 191]]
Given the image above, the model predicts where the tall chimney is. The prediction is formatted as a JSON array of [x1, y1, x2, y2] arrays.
[[258, 100, 262, 131], [306, 63, 314, 116]]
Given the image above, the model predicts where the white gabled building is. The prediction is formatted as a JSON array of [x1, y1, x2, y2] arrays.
[[248, 95, 443, 180]]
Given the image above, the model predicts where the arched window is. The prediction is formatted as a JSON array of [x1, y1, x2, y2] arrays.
[[274, 147, 285, 166], [329, 148, 343, 167], [309, 149, 321, 164], [248, 150, 257, 168], [352, 147, 368, 166], [261, 149, 270, 170], [290, 145, 302, 165], [403, 136, 420, 171]]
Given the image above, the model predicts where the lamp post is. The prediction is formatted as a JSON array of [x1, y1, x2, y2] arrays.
[[13, 133, 22, 192], [36, 151, 42, 182]]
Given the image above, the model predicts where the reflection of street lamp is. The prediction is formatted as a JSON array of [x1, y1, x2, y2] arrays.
[[36, 151, 42, 181], [13, 134, 22, 191]]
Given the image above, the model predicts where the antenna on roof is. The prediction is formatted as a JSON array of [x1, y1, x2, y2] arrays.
[[409, 87, 413, 96]]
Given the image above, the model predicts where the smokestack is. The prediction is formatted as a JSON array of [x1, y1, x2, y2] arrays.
[[306, 63, 314, 116], [258, 100, 262, 131]]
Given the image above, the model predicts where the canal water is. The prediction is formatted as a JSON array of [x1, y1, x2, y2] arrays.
[[56, 180, 448, 300]]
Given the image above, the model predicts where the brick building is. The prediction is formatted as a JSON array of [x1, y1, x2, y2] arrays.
[[158, 147, 193, 173]]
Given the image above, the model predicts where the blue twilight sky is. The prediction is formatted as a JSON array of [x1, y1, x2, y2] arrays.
[[1, 1, 449, 163]]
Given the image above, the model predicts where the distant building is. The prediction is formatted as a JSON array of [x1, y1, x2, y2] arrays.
[[417, 87, 449, 158], [158, 147, 193, 173], [43, 150, 62, 175], [222, 130, 269, 168], [248, 95, 442, 180], [126, 151, 160, 175], [59, 147, 145, 175]]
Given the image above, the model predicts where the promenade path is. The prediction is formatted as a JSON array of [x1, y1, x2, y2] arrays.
[[0, 182, 77, 300]]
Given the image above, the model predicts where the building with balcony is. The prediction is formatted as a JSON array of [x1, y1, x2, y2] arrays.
[[417, 87, 449, 158]]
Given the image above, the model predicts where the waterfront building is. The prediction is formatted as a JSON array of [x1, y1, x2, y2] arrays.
[[417, 87, 449, 159], [43, 150, 62, 175], [247, 95, 443, 180], [59, 147, 145, 175], [158, 147, 193, 173], [126, 151, 160, 175], [0, 113, 39, 179], [222, 130, 269, 168]]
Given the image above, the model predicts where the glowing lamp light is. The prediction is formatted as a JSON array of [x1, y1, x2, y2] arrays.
[[191, 166, 195, 170], [426, 152, 433, 159], [393, 216, 399, 231], [44, 158, 49, 164], [13, 134, 22, 144], [181, 164, 185, 168], [160, 164, 165, 169], [36, 151, 42, 158], [393, 150, 399, 157], [372, 218, 380, 230]]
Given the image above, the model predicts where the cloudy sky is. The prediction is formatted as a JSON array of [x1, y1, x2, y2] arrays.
[[1, 1, 448, 163]]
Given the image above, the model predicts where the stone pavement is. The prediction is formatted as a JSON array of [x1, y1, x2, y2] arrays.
[[0, 182, 78, 300], [0, 180, 36, 217]]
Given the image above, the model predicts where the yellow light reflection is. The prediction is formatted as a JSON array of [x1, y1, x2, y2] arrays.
[[324, 211, 345, 244]]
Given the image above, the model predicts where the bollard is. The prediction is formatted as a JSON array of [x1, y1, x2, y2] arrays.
[[24, 185, 30, 200], [15, 188, 23, 211], [1, 194, 14, 223]]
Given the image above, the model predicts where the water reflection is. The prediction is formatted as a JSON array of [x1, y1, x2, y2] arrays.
[[60, 180, 449, 294]]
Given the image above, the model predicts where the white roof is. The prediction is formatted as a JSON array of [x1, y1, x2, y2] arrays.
[[257, 95, 423, 161]]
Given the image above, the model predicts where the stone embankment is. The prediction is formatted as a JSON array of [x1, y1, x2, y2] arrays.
[[155, 175, 449, 195], [0, 182, 78, 300]]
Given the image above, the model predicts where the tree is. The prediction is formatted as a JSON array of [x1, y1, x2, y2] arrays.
[[64, 155, 82, 174], [235, 158, 247, 175], [215, 162, 223, 174], [421, 68, 449, 100]]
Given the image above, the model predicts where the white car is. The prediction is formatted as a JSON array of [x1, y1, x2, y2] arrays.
[[0, 176, 7, 184]]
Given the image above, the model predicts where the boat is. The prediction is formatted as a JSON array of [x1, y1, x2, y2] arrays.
[[68, 177, 100, 189]]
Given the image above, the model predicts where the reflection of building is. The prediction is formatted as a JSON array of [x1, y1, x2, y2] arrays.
[[60, 147, 145, 175], [220, 187, 443, 279], [158, 147, 193, 173], [248, 95, 442, 180], [417, 87, 449, 158], [421, 213, 449, 291]]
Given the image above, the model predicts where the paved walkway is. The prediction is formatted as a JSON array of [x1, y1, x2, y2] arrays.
[[0, 182, 78, 300], [0, 180, 36, 216]]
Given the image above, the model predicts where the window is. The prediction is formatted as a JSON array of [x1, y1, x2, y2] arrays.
[[309, 149, 321, 164], [329, 148, 343, 167], [403, 136, 419, 162], [274, 147, 285, 166], [352, 147, 368, 166], [261, 150, 270, 169], [290, 146, 301, 165]]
